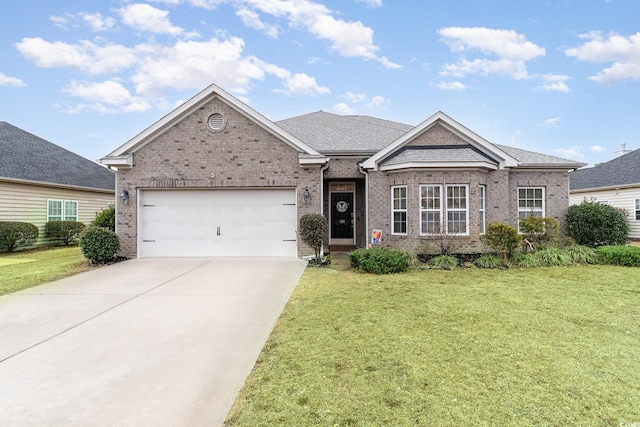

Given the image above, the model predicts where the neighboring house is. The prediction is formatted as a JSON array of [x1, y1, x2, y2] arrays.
[[570, 148, 640, 239], [0, 121, 115, 247], [100, 84, 584, 259]]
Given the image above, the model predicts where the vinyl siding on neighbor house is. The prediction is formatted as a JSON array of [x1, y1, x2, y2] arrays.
[[0, 180, 114, 247], [570, 187, 640, 239]]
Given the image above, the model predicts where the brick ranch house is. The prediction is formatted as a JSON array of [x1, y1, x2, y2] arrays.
[[100, 84, 585, 259]]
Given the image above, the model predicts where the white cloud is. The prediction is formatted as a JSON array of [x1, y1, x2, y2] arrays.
[[15, 38, 138, 75], [590, 145, 606, 153], [366, 95, 386, 108], [118, 3, 184, 36], [0, 72, 26, 87], [50, 15, 70, 30], [437, 81, 468, 91], [280, 73, 330, 96], [554, 145, 584, 160], [79, 12, 116, 32], [543, 117, 560, 128], [344, 92, 366, 103], [332, 102, 354, 115], [438, 27, 545, 80], [61, 80, 151, 113], [355, 0, 382, 7], [236, 8, 279, 38], [565, 31, 640, 84], [537, 74, 571, 92]]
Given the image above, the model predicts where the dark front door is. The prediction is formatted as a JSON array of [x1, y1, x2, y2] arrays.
[[331, 192, 354, 239]]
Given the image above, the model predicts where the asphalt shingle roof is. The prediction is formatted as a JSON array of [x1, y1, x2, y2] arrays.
[[383, 146, 497, 166], [0, 121, 115, 191], [495, 144, 583, 167], [276, 111, 413, 153], [570, 149, 640, 191]]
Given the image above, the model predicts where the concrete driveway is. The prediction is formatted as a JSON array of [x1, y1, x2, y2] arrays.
[[0, 257, 306, 426]]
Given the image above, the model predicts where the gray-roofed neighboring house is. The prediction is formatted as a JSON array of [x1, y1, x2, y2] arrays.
[[1, 121, 115, 248], [569, 148, 640, 238]]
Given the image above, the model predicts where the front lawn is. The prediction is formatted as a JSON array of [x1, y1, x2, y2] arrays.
[[0, 247, 92, 295], [226, 265, 640, 426]]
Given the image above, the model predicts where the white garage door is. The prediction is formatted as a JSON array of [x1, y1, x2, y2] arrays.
[[139, 189, 297, 257]]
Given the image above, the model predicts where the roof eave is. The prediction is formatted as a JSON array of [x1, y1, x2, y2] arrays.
[[570, 182, 640, 193], [379, 161, 499, 172], [0, 176, 115, 193], [100, 154, 134, 169]]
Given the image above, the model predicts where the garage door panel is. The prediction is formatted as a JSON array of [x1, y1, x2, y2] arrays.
[[139, 189, 297, 257]]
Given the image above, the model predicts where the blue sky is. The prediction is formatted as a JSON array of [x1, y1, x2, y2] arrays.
[[1, 0, 639, 167]]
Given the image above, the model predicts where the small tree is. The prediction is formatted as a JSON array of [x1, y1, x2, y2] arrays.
[[518, 216, 559, 248], [92, 205, 116, 231], [481, 222, 520, 261], [80, 226, 121, 263], [422, 223, 464, 255], [299, 213, 327, 261], [566, 199, 629, 247], [45, 221, 86, 245], [0, 222, 39, 252]]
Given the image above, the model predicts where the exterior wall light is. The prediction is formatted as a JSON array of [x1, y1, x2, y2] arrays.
[[302, 187, 311, 204], [120, 189, 129, 204]]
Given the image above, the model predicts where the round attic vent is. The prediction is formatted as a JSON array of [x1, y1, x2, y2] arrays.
[[208, 113, 225, 131]]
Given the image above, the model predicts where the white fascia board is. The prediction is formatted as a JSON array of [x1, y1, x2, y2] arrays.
[[99, 154, 133, 168], [102, 83, 321, 159], [570, 182, 640, 194], [379, 160, 499, 172], [0, 176, 115, 194], [362, 111, 518, 170], [299, 154, 329, 167]]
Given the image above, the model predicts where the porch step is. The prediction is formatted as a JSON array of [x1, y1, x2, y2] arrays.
[[329, 245, 357, 253]]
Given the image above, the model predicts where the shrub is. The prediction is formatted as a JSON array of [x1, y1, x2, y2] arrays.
[[510, 252, 542, 268], [429, 255, 459, 270], [0, 222, 39, 252], [518, 216, 559, 248], [566, 200, 629, 247], [80, 226, 121, 263], [481, 223, 520, 260], [299, 214, 327, 261], [45, 221, 86, 245], [565, 245, 598, 264], [535, 247, 572, 266], [596, 245, 640, 267], [349, 247, 412, 274], [474, 254, 507, 269], [92, 205, 115, 231]]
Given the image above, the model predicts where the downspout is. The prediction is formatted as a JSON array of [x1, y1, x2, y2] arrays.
[[358, 164, 369, 248], [320, 162, 330, 256]]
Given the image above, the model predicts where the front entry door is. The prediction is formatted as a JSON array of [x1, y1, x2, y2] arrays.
[[331, 192, 354, 240]]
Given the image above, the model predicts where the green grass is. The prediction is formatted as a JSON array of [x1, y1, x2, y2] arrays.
[[226, 266, 640, 426], [0, 246, 92, 295]]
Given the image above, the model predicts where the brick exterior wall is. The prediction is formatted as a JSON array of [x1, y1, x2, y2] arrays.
[[115, 98, 320, 258]]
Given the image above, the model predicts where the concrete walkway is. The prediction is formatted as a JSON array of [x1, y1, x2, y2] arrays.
[[0, 257, 306, 426]]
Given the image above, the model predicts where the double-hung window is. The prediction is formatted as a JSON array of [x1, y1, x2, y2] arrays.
[[479, 185, 486, 234], [635, 199, 640, 221], [420, 184, 469, 235], [518, 187, 544, 231], [47, 200, 78, 222], [391, 186, 407, 234]]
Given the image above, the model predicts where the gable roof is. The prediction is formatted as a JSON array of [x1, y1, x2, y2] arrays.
[[495, 144, 586, 168], [570, 148, 640, 191], [276, 111, 412, 154], [101, 83, 326, 168], [0, 121, 115, 191]]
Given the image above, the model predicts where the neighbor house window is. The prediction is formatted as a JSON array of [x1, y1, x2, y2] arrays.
[[420, 184, 468, 235], [518, 187, 545, 231], [47, 200, 78, 222], [446, 185, 468, 235], [479, 185, 486, 234], [420, 185, 441, 234], [392, 186, 407, 234], [636, 199, 640, 221]]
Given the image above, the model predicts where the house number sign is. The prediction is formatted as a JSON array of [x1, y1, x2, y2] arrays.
[[336, 201, 349, 213]]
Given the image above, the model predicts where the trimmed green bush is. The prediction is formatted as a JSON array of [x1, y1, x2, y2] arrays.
[[299, 213, 328, 261], [79, 226, 120, 263], [518, 216, 559, 247], [45, 221, 86, 245], [596, 245, 640, 267], [429, 255, 459, 270], [481, 222, 520, 260], [474, 254, 507, 269], [0, 222, 39, 252], [349, 247, 412, 274], [92, 205, 115, 231], [566, 200, 629, 247]]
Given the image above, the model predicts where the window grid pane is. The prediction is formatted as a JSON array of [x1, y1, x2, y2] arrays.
[[420, 185, 442, 234], [47, 200, 62, 222], [446, 185, 468, 234], [392, 186, 407, 234], [479, 185, 486, 234]]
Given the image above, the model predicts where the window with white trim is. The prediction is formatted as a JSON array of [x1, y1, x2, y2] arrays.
[[420, 184, 469, 235], [479, 185, 486, 234], [392, 186, 407, 234], [420, 185, 441, 234], [446, 185, 468, 234], [635, 199, 640, 221], [518, 187, 544, 231], [47, 200, 78, 222]]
